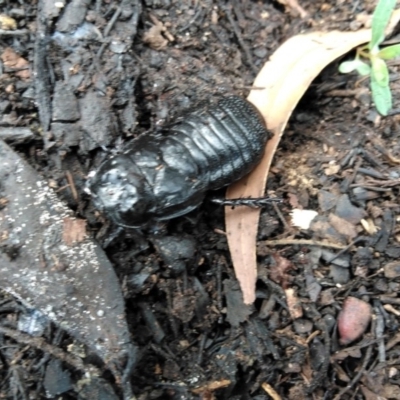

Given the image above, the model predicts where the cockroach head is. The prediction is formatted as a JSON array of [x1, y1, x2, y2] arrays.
[[87, 155, 152, 227]]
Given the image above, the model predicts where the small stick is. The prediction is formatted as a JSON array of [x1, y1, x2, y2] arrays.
[[0, 325, 101, 375], [261, 239, 347, 250], [65, 170, 79, 202]]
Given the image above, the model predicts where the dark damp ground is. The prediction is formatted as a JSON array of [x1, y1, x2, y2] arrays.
[[1, 0, 400, 399]]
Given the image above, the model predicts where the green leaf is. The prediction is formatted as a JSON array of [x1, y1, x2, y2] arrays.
[[371, 57, 389, 86], [378, 43, 400, 59], [339, 59, 370, 75], [355, 62, 371, 76], [371, 73, 392, 115], [339, 60, 360, 73], [370, 0, 397, 51]]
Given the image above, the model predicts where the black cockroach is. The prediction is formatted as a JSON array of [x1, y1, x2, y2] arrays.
[[87, 96, 271, 228]]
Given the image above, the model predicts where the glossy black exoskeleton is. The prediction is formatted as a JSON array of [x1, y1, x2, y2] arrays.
[[87, 96, 270, 228]]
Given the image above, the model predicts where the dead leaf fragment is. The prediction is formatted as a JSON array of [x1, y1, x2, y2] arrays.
[[285, 288, 303, 319], [143, 15, 173, 50], [324, 164, 340, 176], [192, 379, 231, 395], [1, 47, 30, 80], [269, 254, 295, 288], [328, 214, 357, 241], [225, 9, 400, 303], [0, 14, 17, 30]]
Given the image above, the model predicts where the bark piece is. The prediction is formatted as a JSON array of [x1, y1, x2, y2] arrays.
[[52, 82, 80, 122], [0, 140, 133, 366], [78, 90, 114, 151]]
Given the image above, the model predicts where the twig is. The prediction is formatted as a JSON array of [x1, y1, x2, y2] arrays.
[[109, 342, 138, 400], [333, 343, 373, 400], [272, 202, 292, 232], [103, 6, 122, 38], [374, 301, 386, 363], [326, 237, 369, 264], [0, 325, 101, 376], [0, 29, 29, 36], [65, 170, 79, 202], [35, 0, 52, 132], [261, 239, 347, 250], [178, 0, 204, 32], [306, 319, 331, 394]]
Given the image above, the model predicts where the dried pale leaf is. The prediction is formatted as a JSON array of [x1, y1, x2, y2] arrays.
[[226, 9, 400, 304], [143, 15, 172, 50], [360, 218, 378, 235], [324, 164, 340, 176], [143, 24, 168, 50]]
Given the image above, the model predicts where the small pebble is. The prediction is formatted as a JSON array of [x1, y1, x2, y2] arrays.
[[253, 47, 267, 58], [293, 318, 313, 334], [338, 297, 372, 345], [322, 313, 336, 333]]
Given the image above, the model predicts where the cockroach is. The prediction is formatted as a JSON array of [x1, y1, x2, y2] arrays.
[[87, 96, 271, 228]]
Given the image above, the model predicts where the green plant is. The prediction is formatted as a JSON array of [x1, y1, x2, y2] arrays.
[[339, 0, 400, 116]]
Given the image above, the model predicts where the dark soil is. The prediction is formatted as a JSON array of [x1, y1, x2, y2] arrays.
[[1, 0, 400, 399]]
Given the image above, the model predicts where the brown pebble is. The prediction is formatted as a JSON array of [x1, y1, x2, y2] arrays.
[[338, 297, 372, 345]]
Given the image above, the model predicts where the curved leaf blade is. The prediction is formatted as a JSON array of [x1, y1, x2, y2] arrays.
[[371, 56, 390, 86], [378, 43, 400, 59], [370, 0, 397, 51], [371, 73, 392, 115]]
